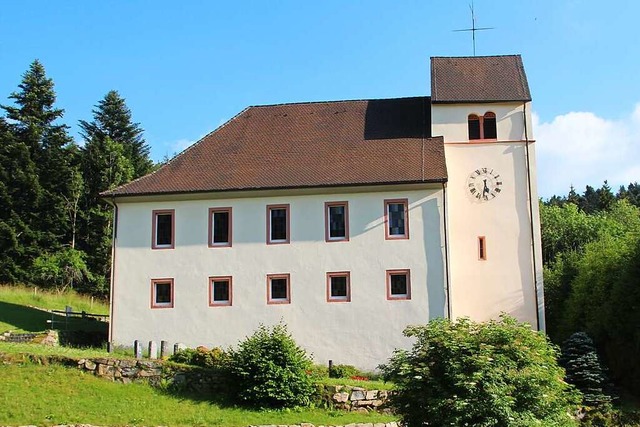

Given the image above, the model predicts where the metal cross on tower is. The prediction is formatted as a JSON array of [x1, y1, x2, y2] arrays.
[[453, 2, 494, 56]]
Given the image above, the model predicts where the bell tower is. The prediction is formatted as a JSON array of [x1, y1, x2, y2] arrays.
[[430, 55, 544, 330]]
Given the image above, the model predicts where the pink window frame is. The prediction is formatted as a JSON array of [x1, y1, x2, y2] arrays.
[[152, 209, 175, 249], [151, 278, 174, 309], [386, 269, 411, 300], [209, 276, 232, 307], [468, 111, 497, 141], [324, 201, 349, 242], [326, 271, 351, 302], [384, 199, 409, 240], [267, 273, 291, 304], [208, 207, 232, 248], [266, 204, 290, 245], [478, 236, 487, 260]]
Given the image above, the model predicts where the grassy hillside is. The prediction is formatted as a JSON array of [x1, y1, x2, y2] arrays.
[[0, 363, 396, 427], [0, 285, 108, 333]]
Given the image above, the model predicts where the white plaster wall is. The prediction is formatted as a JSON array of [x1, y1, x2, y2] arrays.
[[444, 142, 539, 327], [432, 102, 533, 142], [111, 187, 446, 370]]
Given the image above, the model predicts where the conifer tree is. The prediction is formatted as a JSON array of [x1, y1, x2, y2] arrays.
[[79, 90, 152, 178], [77, 90, 148, 295], [560, 331, 612, 408], [1, 60, 79, 253], [0, 117, 43, 282]]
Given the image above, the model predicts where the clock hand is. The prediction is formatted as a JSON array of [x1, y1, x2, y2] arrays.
[[483, 179, 489, 193]]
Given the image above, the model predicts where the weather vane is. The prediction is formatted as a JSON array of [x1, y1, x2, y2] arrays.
[[453, 1, 494, 56]]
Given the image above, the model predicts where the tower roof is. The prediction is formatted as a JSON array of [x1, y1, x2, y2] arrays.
[[431, 55, 531, 103]]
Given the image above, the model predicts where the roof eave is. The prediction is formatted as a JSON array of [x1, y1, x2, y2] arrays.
[[101, 178, 449, 199]]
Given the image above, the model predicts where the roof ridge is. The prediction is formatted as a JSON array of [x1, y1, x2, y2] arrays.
[[249, 96, 429, 109], [431, 54, 522, 59]]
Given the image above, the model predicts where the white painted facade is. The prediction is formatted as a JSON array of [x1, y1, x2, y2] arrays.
[[109, 59, 545, 369], [111, 186, 447, 369], [432, 101, 544, 329]]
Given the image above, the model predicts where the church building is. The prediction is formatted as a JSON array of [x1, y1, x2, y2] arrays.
[[104, 55, 544, 369]]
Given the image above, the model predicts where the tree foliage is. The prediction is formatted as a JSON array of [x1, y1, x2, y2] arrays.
[[0, 61, 152, 296], [381, 316, 580, 427], [226, 323, 314, 408], [2, 60, 78, 252], [542, 186, 640, 396], [79, 90, 152, 178]]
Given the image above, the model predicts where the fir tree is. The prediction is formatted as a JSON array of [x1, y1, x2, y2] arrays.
[[1, 60, 79, 252], [560, 331, 612, 408], [77, 90, 147, 296], [0, 117, 43, 282], [596, 181, 615, 211], [79, 90, 152, 178], [567, 185, 581, 206], [580, 185, 599, 214], [77, 135, 133, 295]]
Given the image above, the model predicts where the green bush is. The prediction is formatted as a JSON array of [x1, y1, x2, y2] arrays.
[[380, 315, 581, 427], [227, 323, 314, 408], [329, 364, 359, 379], [307, 364, 329, 380], [169, 346, 227, 369]]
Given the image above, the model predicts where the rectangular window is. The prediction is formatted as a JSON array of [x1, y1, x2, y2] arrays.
[[326, 272, 351, 302], [209, 208, 232, 247], [384, 199, 409, 239], [267, 204, 290, 244], [209, 276, 232, 306], [267, 273, 290, 304], [386, 269, 411, 300], [479, 236, 487, 260], [152, 210, 175, 249], [325, 201, 349, 242], [151, 278, 174, 308]]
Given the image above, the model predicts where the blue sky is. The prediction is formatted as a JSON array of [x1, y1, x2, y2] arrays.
[[1, 0, 639, 198]]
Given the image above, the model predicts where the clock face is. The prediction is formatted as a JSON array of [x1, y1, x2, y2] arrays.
[[467, 168, 503, 202]]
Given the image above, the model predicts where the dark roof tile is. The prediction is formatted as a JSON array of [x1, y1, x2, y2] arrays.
[[103, 97, 446, 197], [431, 55, 531, 103]]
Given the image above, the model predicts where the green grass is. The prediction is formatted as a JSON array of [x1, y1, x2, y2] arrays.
[[0, 363, 398, 427], [0, 284, 108, 333], [0, 342, 134, 359]]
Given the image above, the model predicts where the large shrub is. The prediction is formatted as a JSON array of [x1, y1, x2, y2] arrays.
[[380, 315, 581, 427], [227, 323, 314, 408]]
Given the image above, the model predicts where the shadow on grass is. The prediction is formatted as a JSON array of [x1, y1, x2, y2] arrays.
[[0, 301, 107, 333]]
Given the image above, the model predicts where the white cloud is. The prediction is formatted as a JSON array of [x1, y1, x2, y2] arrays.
[[170, 138, 196, 153], [533, 104, 640, 198]]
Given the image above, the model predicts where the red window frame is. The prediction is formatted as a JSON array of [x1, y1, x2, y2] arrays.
[[384, 199, 409, 240], [152, 209, 175, 249], [325, 201, 349, 242], [209, 276, 232, 306], [468, 111, 497, 141], [386, 269, 411, 300], [151, 278, 174, 309], [266, 204, 290, 244], [478, 236, 487, 260], [208, 207, 232, 248], [326, 271, 351, 302], [267, 273, 291, 304]]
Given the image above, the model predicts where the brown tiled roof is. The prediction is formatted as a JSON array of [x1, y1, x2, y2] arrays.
[[103, 97, 446, 197], [431, 55, 531, 103]]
